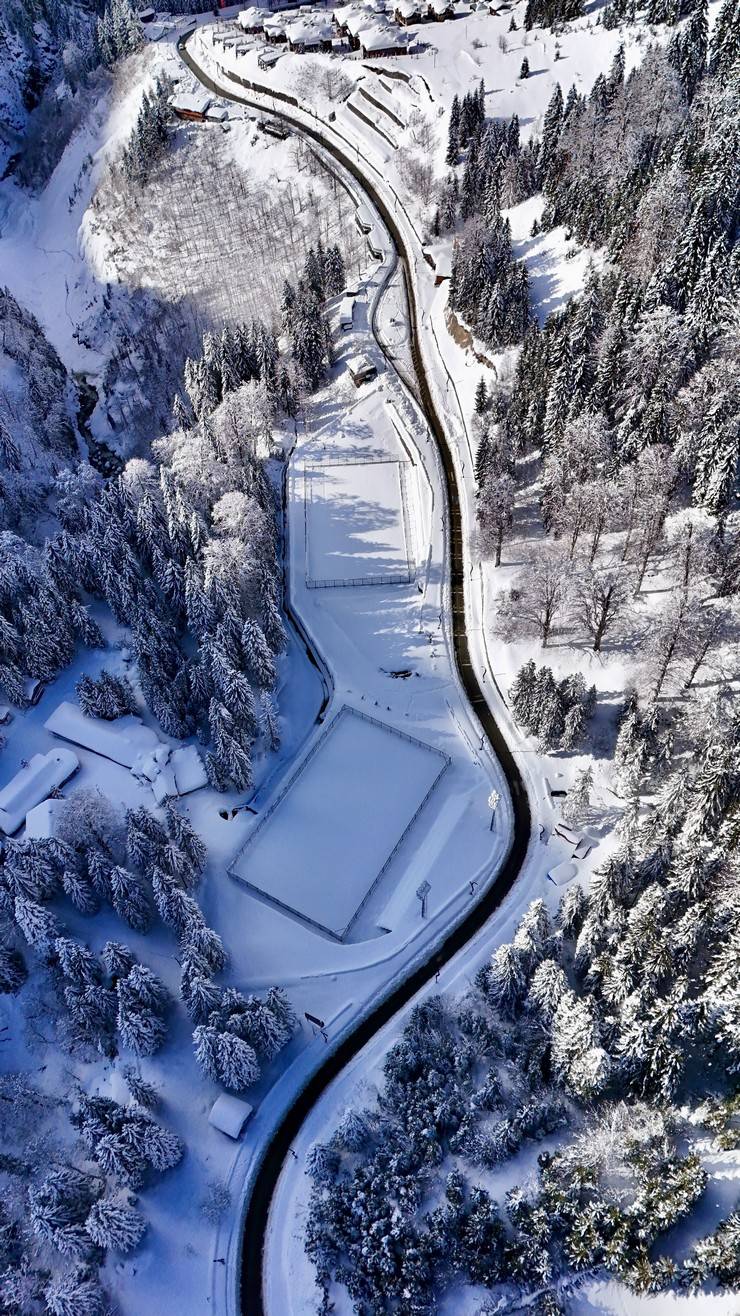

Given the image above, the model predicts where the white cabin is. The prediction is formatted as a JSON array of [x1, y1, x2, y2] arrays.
[[44, 702, 163, 769], [0, 749, 79, 835]]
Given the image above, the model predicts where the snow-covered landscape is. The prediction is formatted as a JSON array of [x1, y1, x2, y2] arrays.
[[0, 0, 737, 1313]]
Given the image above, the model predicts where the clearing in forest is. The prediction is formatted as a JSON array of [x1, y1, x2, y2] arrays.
[[230, 706, 449, 939], [304, 458, 414, 587]]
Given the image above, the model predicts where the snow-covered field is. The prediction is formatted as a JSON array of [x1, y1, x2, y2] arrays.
[[305, 457, 414, 586], [232, 705, 448, 939]]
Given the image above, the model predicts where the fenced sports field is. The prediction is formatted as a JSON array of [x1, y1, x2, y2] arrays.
[[229, 706, 449, 939], [304, 458, 415, 588]]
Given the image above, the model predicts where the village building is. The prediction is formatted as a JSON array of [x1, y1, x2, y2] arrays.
[[394, 0, 421, 23], [263, 14, 289, 42], [345, 8, 375, 47], [286, 17, 333, 51], [360, 21, 411, 53], [332, 2, 360, 32], [237, 6, 267, 32], [0, 749, 79, 835], [346, 353, 378, 386], [170, 91, 212, 121]]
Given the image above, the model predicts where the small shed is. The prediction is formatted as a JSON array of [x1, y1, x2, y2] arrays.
[[170, 91, 212, 121], [257, 45, 282, 67], [0, 749, 79, 836], [366, 226, 384, 259], [205, 104, 229, 122], [263, 15, 288, 41], [339, 296, 355, 330], [432, 250, 453, 285], [24, 677, 44, 706], [346, 353, 378, 386], [547, 860, 578, 887], [209, 1094, 254, 1139], [354, 204, 373, 234], [138, 6, 156, 21]]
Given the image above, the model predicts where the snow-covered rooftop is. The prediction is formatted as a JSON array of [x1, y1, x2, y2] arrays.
[[361, 23, 409, 48], [332, 2, 360, 18], [287, 17, 333, 42], [0, 748, 79, 835], [346, 9, 375, 33], [237, 6, 267, 27], [209, 1094, 254, 1138], [346, 352, 378, 379], [44, 701, 163, 769], [170, 91, 212, 116], [24, 797, 66, 839]]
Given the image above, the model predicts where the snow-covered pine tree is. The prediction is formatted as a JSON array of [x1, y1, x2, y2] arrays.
[[0, 945, 27, 994], [85, 1196, 146, 1253]]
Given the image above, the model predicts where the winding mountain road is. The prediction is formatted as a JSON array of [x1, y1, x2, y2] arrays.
[[178, 33, 533, 1316]]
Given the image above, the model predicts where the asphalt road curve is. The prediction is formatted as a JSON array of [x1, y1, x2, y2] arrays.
[[179, 35, 533, 1316]]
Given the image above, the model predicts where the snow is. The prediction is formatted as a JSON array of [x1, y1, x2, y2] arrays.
[[44, 701, 163, 769], [181, 17, 737, 1315], [345, 352, 378, 381], [304, 458, 413, 586], [5, 7, 729, 1312], [231, 706, 449, 939], [546, 858, 578, 886], [23, 797, 67, 839], [0, 748, 79, 835], [208, 1094, 254, 1138], [170, 746, 209, 795], [238, 8, 269, 30], [171, 90, 212, 115]]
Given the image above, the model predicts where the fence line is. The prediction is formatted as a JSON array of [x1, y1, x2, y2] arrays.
[[303, 458, 416, 589], [306, 570, 413, 589]]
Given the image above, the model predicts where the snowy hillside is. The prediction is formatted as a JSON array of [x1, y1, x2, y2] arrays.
[[0, 0, 737, 1314]]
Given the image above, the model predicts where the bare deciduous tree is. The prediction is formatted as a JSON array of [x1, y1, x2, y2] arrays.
[[575, 561, 633, 651], [500, 548, 570, 646]]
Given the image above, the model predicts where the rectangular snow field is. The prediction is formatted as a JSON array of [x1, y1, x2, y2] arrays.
[[305, 460, 413, 588], [230, 707, 448, 939]]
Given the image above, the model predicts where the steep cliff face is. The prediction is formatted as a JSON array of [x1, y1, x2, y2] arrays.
[[0, 0, 100, 178], [0, 286, 80, 531]]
